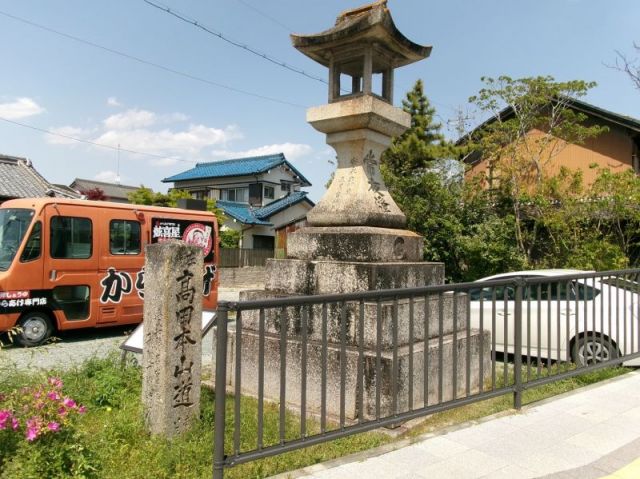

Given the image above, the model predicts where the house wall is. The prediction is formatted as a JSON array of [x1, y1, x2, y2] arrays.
[[465, 122, 637, 189], [172, 167, 303, 206], [269, 202, 312, 229], [222, 201, 312, 249]]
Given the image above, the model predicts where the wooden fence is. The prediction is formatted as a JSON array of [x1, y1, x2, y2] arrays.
[[219, 248, 274, 267]]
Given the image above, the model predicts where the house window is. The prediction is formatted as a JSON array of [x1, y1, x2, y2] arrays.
[[191, 190, 207, 200], [264, 186, 275, 199], [221, 188, 249, 203], [281, 182, 291, 193]]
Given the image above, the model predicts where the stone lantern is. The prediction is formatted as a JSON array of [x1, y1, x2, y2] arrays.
[[225, 1, 489, 422], [291, 0, 431, 229]]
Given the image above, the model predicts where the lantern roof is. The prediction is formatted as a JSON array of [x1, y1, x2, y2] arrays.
[[291, 0, 431, 71]]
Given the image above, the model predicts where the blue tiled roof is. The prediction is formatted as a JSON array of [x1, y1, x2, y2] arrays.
[[217, 201, 272, 225], [217, 191, 314, 226], [162, 153, 311, 186], [255, 191, 312, 218]]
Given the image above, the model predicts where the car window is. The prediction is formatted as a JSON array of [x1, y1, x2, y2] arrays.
[[50, 216, 92, 259], [469, 285, 515, 301], [110, 220, 141, 255], [573, 281, 600, 300], [527, 283, 566, 301], [525, 281, 600, 301]]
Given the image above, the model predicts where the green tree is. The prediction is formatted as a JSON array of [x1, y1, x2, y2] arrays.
[[467, 75, 607, 262], [383, 79, 455, 175], [381, 80, 460, 273], [127, 186, 225, 223], [219, 229, 241, 248]]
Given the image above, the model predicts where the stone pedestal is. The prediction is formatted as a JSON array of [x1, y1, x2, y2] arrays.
[[227, 327, 490, 420], [142, 242, 203, 437], [220, 226, 491, 422]]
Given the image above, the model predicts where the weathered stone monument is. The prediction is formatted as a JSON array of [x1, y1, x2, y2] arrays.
[[142, 242, 203, 437], [225, 0, 489, 420]]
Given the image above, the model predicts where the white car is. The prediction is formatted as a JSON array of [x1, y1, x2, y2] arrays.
[[468, 269, 640, 366]]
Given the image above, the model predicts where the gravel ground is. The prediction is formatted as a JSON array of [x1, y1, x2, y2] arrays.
[[0, 288, 241, 373]]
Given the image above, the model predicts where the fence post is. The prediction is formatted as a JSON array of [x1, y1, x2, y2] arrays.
[[213, 302, 229, 479], [513, 278, 523, 410]]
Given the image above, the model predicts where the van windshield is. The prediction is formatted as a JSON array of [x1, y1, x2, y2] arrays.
[[0, 208, 35, 271]]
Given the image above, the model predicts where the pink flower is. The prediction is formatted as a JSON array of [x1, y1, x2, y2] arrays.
[[35, 401, 45, 410], [58, 406, 68, 416], [11, 417, 19, 430], [25, 426, 39, 441], [47, 391, 60, 401], [78, 405, 87, 414], [62, 398, 76, 409], [33, 391, 42, 399], [25, 418, 39, 442], [0, 410, 10, 430], [48, 377, 63, 389], [47, 422, 60, 432]]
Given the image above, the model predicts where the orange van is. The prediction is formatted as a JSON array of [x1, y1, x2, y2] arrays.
[[0, 198, 219, 346]]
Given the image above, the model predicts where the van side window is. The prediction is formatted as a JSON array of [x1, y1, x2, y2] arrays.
[[20, 221, 41, 262], [110, 220, 141, 255], [50, 217, 92, 259]]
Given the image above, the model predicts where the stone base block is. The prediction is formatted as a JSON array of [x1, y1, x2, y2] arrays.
[[222, 327, 491, 421], [239, 289, 468, 349], [265, 259, 444, 295], [287, 226, 424, 262]]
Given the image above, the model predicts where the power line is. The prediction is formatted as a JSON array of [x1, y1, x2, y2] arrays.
[[143, 0, 328, 87], [0, 116, 196, 165], [233, 0, 293, 33], [0, 9, 306, 109]]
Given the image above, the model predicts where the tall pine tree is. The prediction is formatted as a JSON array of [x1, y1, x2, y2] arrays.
[[382, 79, 454, 175]]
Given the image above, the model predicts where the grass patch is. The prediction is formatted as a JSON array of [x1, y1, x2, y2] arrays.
[[0, 355, 387, 479], [0, 354, 630, 478]]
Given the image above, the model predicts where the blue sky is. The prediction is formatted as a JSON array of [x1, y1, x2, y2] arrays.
[[0, 0, 638, 201]]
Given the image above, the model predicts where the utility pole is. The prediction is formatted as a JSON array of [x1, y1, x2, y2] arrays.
[[447, 106, 473, 140]]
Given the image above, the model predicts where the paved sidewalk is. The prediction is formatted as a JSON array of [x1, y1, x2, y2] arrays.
[[279, 371, 640, 479]]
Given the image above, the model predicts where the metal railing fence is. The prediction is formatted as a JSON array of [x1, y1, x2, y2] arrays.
[[212, 269, 640, 478]]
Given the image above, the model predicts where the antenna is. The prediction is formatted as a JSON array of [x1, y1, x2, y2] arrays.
[[447, 106, 474, 139], [116, 144, 121, 184]]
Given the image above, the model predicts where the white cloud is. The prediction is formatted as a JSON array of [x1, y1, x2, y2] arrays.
[[107, 97, 122, 107], [162, 112, 189, 123], [0, 97, 44, 119], [103, 109, 157, 130], [47, 107, 242, 168], [211, 142, 312, 162], [94, 170, 125, 183], [94, 124, 240, 155], [45, 126, 93, 145]]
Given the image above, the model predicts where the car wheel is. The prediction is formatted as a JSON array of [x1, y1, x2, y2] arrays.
[[15, 311, 54, 347], [571, 334, 617, 366]]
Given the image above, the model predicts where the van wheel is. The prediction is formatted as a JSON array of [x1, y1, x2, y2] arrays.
[[15, 312, 53, 347], [571, 333, 617, 366]]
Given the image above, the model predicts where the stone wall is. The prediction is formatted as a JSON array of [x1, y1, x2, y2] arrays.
[[218, 267, 266, 289]]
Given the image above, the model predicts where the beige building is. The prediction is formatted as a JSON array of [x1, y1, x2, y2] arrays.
[[462, 98, 640, 189]]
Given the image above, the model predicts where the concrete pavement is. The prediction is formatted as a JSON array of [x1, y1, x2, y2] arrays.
[[276, 370, 640, 479]]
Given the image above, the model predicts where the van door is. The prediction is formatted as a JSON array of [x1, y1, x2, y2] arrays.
[[97, 211, 145, 325], [42, 204, 99, 329]]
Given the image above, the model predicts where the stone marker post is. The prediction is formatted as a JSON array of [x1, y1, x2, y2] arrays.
[[142, 242, 203, 437]]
